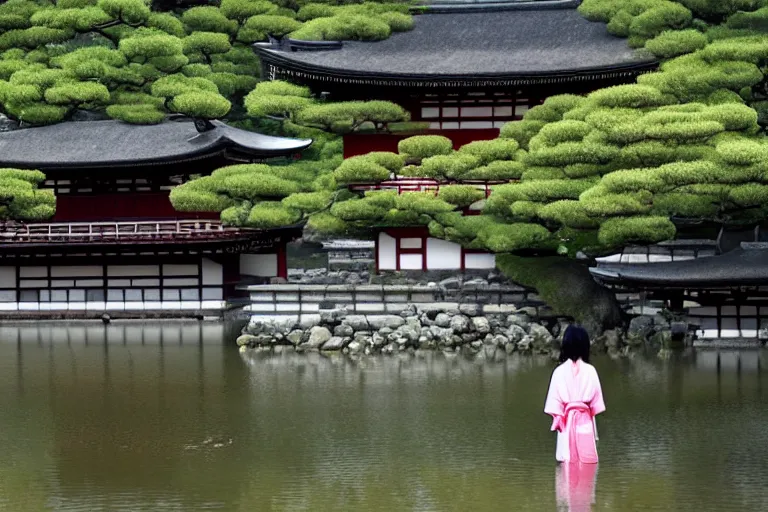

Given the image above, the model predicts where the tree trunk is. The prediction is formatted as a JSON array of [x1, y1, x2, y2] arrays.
[[496, 254, 623, 338]]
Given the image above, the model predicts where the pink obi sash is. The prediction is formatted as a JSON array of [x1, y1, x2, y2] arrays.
[[551, 402, 598, 464]]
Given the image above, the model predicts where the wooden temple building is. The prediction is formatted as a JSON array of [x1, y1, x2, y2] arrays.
[[254, 0, 658, 272], [591, 227, 768, 341], [0, 119, 311, 316]]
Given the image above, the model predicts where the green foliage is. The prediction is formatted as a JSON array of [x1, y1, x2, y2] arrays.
[[490, 179, 597, 204], [525, 142, 621, 167], [295, 100, 409, 132], [244, 93, 313, 117], [394, 191, 455, 215], [220, 0, 277, 21], [119, 31, 184, 60], [330, 199, 386, 221], [476, 221, 551, 253], [44, 82, 110, 105], [98, 0, 151, 24], [412, 154, 479, 180], [0, 168, 55, 221], [378, 11, 413, 32], [437, 185, 485, 207], [182, 7, 239, 34], [281, 191, 334, 212], [169, 91, 231, 119], [532, 120, 593, 148], [246, 202, 300, 228], [105, 103, 165, 124], [252, 80, 311, 98], [525, 95, 585, 122], [538, 200, 599, 229], [597, 216, 676, 247], [182, 32, 232, 57], [237, 15, 302, 42], [464, 160, 525, 181], [307, 211, 348, 233], [365, 151, 405, 172], [169, 183, 235, 212], [333, 155, 391, 184], [588, 84, 675, 109], [499, 119, 546, 150], [397, 135, 453, 160], [290, 14, 391, 41], [458, 138, 519, 165], [644, 29, 707, 58], [0, 0, 413, 128]]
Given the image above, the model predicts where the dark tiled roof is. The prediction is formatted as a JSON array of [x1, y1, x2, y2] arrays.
[[0, 120, 312, 170], [590, 248, 768, 289], [256, 7, 656, 85]]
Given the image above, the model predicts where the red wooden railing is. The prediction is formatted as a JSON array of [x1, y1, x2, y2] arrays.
[[348, 178, 506, 198], [0, 220, 250, 244]]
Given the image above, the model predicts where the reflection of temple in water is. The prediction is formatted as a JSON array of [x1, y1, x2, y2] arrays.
[[694, 350, 763, 374], [0, 321, 252, 509]]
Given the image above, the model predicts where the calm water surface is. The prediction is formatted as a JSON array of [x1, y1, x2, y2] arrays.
[[0, 322, 766, 511]]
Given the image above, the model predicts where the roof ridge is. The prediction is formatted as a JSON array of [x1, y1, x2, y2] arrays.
[[413, 0, 580, 14]]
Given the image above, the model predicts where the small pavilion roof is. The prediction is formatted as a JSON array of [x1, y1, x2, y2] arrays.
[[255, 3, 656, 89], [590, 247, 768, 289], [0, 119, 312, 170]]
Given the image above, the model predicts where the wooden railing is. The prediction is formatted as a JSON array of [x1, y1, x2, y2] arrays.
[[348, 178, 506, 198], [0, 219, 250, 244]]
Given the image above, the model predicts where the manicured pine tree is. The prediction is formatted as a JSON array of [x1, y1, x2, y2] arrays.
[[0, 169, 55, 222], [0, 0, 414, 125]]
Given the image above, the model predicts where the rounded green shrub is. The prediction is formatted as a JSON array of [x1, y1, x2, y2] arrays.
[[397, 135, 454, 160]]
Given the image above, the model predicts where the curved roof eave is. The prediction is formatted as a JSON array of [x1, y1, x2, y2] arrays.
[[590, 248, 768, 289], [258, 49, 657, 87], [0, 120, 312, 171], [254, 7, 658, 88]]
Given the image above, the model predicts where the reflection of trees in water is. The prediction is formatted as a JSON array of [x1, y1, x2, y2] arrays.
[[0, 333, 766, 510], [0, 322, 254, 509], [233, 350, 768, 510]]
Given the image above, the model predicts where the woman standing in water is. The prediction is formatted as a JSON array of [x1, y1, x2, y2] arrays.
[[544, 325, 605, 463]]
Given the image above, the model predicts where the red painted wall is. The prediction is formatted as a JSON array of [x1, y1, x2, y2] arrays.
[[54, 193, 207, 222], [343, 129, 500, 159]]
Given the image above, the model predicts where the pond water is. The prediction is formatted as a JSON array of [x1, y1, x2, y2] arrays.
[[0, 322, 766, 511]]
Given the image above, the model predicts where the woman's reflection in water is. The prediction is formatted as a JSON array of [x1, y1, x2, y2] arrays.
[[555, 462, 598, 512]]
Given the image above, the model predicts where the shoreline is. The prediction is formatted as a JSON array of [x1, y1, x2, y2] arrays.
[[238, 303, 698, 358]]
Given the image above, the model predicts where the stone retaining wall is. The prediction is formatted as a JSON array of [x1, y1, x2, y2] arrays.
[[240, 280, 695, 358], [239, 302, 567, 356]]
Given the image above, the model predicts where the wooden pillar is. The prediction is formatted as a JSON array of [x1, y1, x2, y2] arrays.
[[220, 254, 241, 300], [276, 242, 288, 280]]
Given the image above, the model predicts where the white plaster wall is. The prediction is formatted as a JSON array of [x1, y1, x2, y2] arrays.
[[399, 254, 423, 270], [400, 237, 422, 249], [0, 267, 14, 288], [465, 253, 496, 269], [378, 233, 396, 270], [107, 265, 159, 277], [240, 253, 278, 277], [426, 238, 462, 269], [19, 266, 46, 278], [202, 288, 223, 300], [50, 266, 103, 277], [201, 258, 223, 285], [0, 261, 229, 312], [163, 264, 198, 276]]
